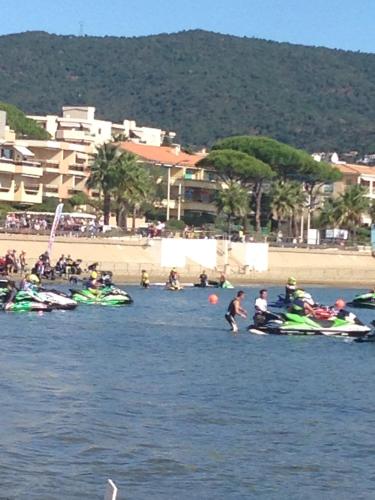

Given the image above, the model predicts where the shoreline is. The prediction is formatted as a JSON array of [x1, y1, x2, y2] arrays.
[[14, 273, 371, 289]]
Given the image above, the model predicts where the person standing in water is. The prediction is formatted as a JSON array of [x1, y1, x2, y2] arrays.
[[225, 290, 247, 333], [199, 270, 208, 287], [140, 269, 150, 288]]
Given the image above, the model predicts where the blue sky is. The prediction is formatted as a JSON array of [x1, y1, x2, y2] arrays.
[[2, 0, 374, 53]]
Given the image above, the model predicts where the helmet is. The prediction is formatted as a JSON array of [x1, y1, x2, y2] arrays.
[[90, 271, 98, 279], [287, 277, 297, 285], [28, 274, 40, 284], [293, 289, 305, 299], [335, 299, 346, 310]]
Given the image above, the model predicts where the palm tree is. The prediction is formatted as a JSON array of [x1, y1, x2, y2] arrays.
[[318, 197, 340, 228], [269, 180, 306, 237], [215, 182, 250, 235], [86, 142, 124, 225], [319, 185, 369, 242], [113, 153, 155, 231], [335, 184, 370, 242]]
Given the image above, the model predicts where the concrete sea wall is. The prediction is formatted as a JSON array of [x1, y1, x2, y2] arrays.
[[0, 234, 374, 285]]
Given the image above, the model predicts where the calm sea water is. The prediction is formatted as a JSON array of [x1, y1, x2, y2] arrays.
[[1, 284, 375, 500]]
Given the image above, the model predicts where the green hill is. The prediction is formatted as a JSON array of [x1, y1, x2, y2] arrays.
[[1, 30, 375, 152], [0, 102, 50, 139]]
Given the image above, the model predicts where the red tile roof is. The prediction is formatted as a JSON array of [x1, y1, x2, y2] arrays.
[[119, 141, 205, 168], [335, 163, 375, 176]]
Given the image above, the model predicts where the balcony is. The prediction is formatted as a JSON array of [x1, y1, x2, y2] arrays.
[[0, 180, 16, 201], [0, 158, 43, 177], [0, 158, 16, 174], [68, 164, 87, 176], [43, 160, 61, 173], [44, 185, 60, 198], [56, 129, 94, 144], [15, 163, 43, 177], [13, 181, 43, 204], [183, 200, 217, 213], [180, 178, 219, 190]]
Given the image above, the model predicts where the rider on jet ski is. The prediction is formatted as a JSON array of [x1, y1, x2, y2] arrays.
[[20, 273, 40, 292], [290, 289, 316, 317], [87, 271, 102, 293], [285, 277, 297, 303]]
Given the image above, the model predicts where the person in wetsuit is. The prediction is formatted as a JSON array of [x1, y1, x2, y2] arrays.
[[3, 280, 17, 310], [225, 290, 247, 333], [199, 270, 208, 287]]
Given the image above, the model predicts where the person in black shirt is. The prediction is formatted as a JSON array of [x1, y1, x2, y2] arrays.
[[225, 290, 247, 333]]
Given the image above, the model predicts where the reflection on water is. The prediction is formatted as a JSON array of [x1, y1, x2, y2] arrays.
[[1, 285, 375, 499]]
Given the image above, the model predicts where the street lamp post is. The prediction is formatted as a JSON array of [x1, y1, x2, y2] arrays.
[[166, 166, 171, 221], [177, 182, 182, 221]]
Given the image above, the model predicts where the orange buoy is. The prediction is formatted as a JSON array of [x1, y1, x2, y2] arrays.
[[208, 294, 219, 304]]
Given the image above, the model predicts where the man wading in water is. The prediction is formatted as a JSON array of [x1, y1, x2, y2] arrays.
[[225, 290, 247, 333]]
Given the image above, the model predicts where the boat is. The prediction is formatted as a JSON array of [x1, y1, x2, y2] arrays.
[[248, 311, 371, 338], [70, 286, 133, 305], [347, 292, 375, 309]]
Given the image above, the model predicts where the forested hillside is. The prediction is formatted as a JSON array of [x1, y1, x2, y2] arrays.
[[1, 30, 375, 152]]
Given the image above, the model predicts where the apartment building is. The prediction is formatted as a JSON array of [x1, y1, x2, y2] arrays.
[[1, 106, 205, 214], [0, 111, 44, 204], [332, 163, 375, 223], [16, 139, 91, 201], [119, 141, 216, 219], [29, 106, 174, 147]]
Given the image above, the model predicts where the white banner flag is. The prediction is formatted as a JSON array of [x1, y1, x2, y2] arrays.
[[47, 203, 64, 256]]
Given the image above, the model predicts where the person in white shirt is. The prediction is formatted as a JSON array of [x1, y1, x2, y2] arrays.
[[253, 289, 270, 327]]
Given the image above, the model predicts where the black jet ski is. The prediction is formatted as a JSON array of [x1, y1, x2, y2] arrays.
[[194, 280, 218, 288]]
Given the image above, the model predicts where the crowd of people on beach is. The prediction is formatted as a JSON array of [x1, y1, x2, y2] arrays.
[[0, 248, 84, 280], [0, 249, 27, 274], [4, 213, 100, 236]]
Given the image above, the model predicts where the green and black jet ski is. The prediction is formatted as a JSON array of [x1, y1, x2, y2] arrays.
[[70, 285, 133, 305], [0, 287, 52, 312], [0, 280, 77, 311], [248, 311, 371, 338], [347, 292, 375, 309]]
